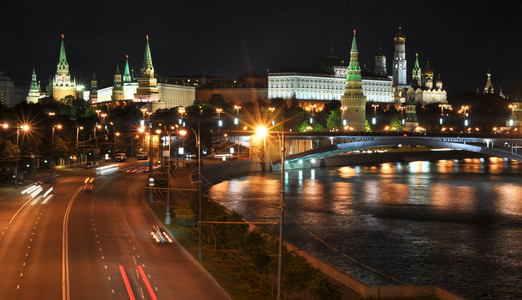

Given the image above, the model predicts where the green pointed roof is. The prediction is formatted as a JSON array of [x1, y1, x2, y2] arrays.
[[142, 36, 153, 69], [350, 29, 358, 52], [59, 34, 67, 63], [346, 29, 361, 82], [29, 68, 39, 92], [115, 65, 120, 74], [414, 53, 420, 68], [91, 72, 96, 80], [123, 55, 131, 82]]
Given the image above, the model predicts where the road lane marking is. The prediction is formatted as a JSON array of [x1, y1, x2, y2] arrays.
[[137, 265, 157, 300], [9, 197, 34, 224], [119, 265, 136, 300], [62, 187, 82, 300]]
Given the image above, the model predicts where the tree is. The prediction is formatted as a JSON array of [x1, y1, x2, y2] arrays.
[[326, 109, 342, 130], [390, 117, 403, 131], [0, 138, 18, 159], [365, 119, 371, 132], [309, 277, 342, 300]]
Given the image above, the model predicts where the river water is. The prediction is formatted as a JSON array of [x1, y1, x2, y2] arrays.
[[209, 157, 522, 300]]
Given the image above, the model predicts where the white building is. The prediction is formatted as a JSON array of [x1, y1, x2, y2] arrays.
[[95, 82, 195, 108], [268, 66, 393, 103]]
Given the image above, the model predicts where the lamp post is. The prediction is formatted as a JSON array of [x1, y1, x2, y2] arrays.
[[147, 111, 154, 204], [277, 129, 285, 300], [165, 126, 172, 225], [76, 126, 83, 167], [114, 131, 120, 160], [15, 124, 30, 189], [234, 105, 241, 159], [179, 123, 202, 258], [51, 124, 62, 176]]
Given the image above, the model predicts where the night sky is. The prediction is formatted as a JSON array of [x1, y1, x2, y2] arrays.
[[1, 0, 520, 98]]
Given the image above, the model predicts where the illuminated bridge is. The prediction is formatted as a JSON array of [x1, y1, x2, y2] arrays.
[[269, 134, 522, 171]]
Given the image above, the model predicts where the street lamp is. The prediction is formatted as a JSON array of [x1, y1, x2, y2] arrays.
[[51, 124, 62, 176], [372, 104, 379, 116], [76, 126, 84, 167], [234, 105, 241, 159], [179, 123, 202, 259], [114, 131, 120, 160], [509, 104, 517, 118], [14, 124, 30, 189], [340, 106, 347, 127]]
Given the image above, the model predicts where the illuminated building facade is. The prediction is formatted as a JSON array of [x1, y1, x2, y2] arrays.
[[52, 35, 76, 101], [92, 37, 195, 110], [405, 54, 448, 105]]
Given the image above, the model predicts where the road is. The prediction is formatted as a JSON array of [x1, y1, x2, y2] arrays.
[[0, 162, 230, 300]]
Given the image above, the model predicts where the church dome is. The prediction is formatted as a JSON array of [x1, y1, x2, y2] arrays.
[[319, 48, 345, 68], [423, 60, 434, 78]]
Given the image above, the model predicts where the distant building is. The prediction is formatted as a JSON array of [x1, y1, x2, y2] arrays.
[[52, 35, 76, 101], [92, 37, 195, 111], [195, 71, 268, 104], [268, 46, 393, 108], [0, 71, 15, 106], [404, 54, 448, 105], [26, 68, 40, 104]]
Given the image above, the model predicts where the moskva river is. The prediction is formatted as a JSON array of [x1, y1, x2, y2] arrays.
[[209, 157, 522, 300]]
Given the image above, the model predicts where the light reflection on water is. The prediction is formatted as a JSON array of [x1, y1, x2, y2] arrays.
[[209, 159, 522, 300]]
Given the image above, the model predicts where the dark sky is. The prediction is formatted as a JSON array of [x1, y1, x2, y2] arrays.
[[1, 0, 520, 97]]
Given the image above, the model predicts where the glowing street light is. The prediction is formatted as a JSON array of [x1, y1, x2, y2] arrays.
[[51, 124, 62, 176], [14, 124, 31, 189]]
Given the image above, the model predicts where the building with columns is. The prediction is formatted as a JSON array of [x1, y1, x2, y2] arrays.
[[52, 35, 76, 101]]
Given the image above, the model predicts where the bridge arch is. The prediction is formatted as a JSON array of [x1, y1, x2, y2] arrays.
[[271, 136, 522, 171]]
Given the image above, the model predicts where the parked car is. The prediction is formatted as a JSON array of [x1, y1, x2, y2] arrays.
[[85, 161, 100, 169], [115, 153, 126, 162], [137, 153, 148, 160]]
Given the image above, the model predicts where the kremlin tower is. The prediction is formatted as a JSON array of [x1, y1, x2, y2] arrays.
[[52, 34, 76, 101], [26, 68, 40, 103], [341, 30, 367, 131], [111, 65, 124, 104], [134, 36, 162, 110]]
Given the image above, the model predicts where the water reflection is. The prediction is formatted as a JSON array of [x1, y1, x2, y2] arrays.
[[209, 159, 522, 300]]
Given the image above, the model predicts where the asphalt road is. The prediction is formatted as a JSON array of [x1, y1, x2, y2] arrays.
[[0, 162, 230, 300]]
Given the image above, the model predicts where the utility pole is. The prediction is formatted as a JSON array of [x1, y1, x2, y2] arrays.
[[277, 130, 285, 300]]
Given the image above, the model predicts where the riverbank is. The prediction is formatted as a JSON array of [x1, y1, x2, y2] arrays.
[[192, 157, 466, 300]]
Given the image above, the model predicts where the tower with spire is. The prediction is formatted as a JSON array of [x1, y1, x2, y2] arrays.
[[89, 73, 97, 104], [52, 34, 76, 101], [134, 36, 161, 109], [393, 25, 407, 91], [123, 55, 132, 83], [341, 30, 367, 131], [26, 68, 40, 103], [112, 65, 124, 105], [484, 68, 494, 94], [374, 43, 387, 76], [412, 53, 422, 86]]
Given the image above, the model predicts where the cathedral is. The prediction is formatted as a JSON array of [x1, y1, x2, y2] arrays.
[[404, 53, 448, 105], [392, 27, 448, 105]]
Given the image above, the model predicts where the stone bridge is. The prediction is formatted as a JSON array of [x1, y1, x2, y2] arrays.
[[269, 135, 522, 171]]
